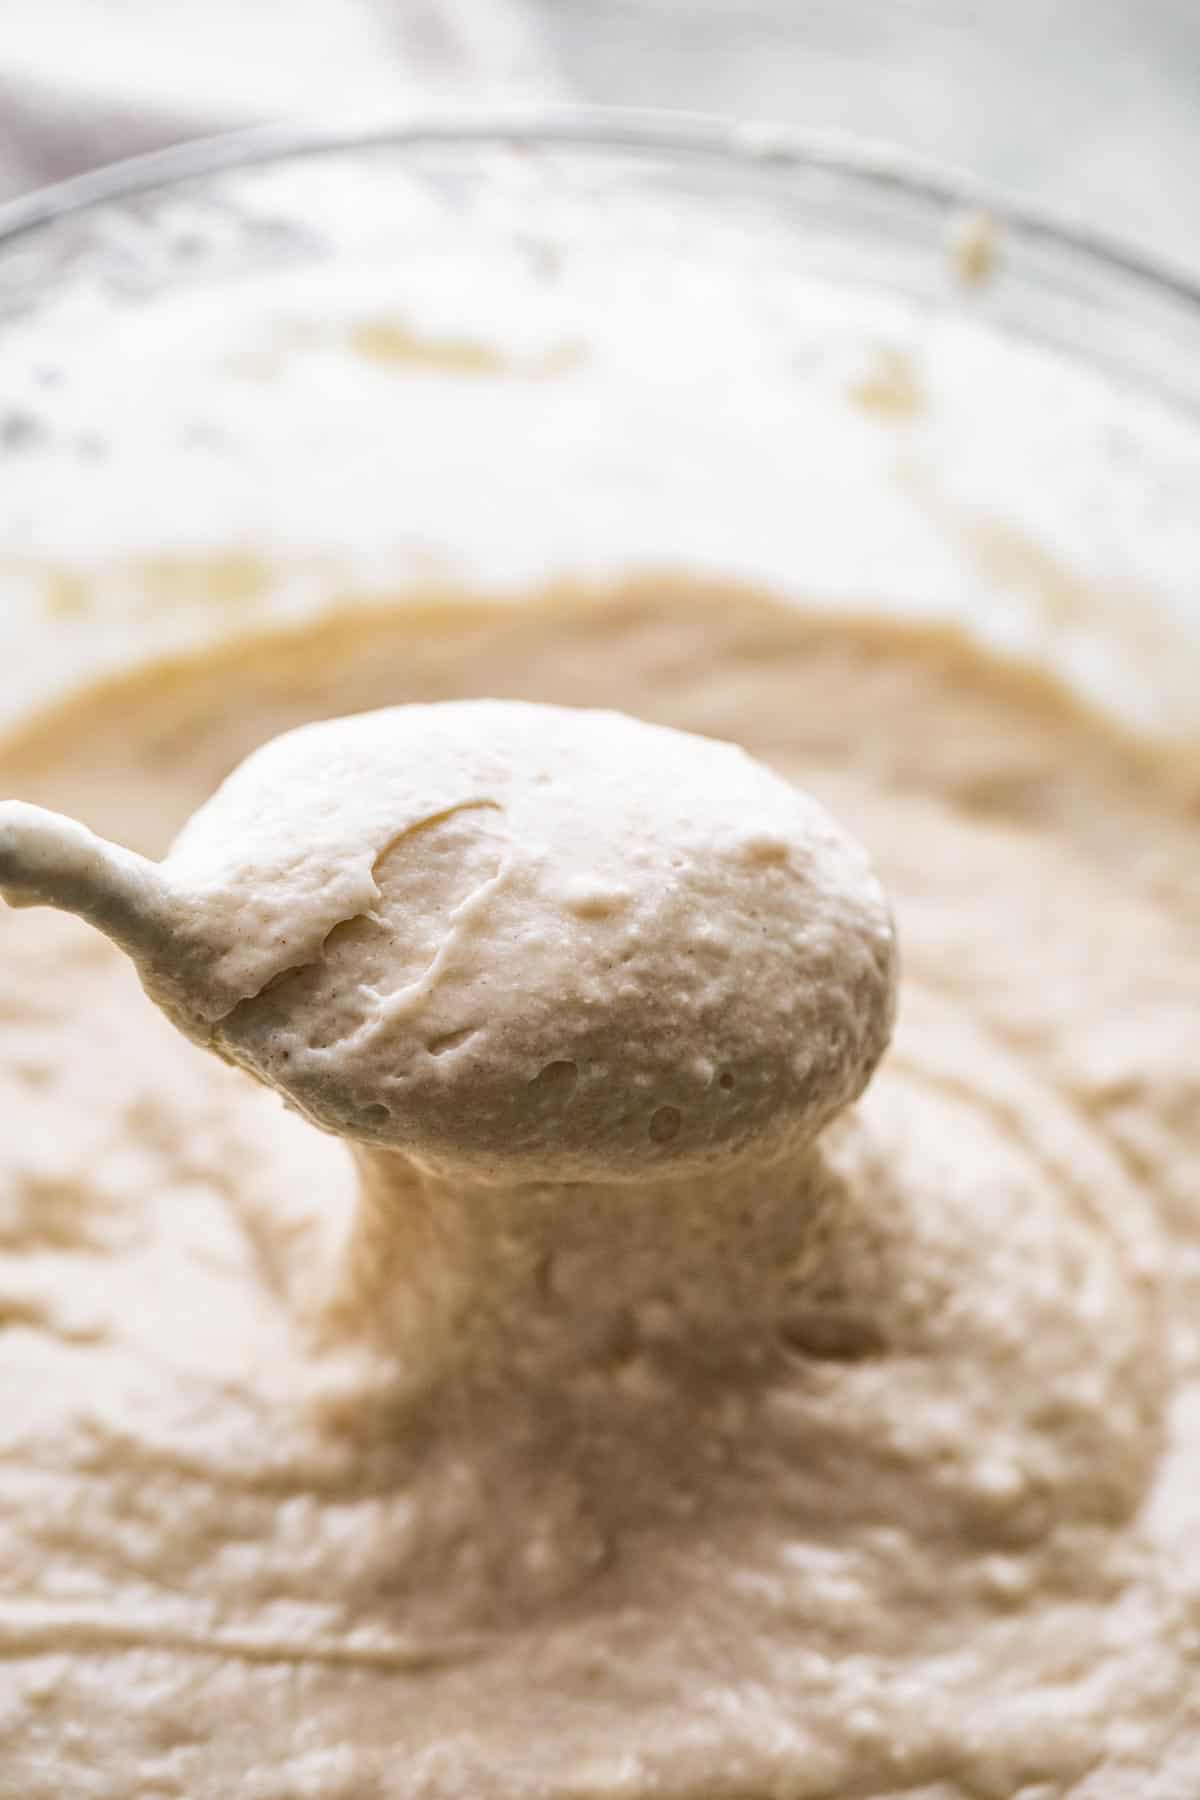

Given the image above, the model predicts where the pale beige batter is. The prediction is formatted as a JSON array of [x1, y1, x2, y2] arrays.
[[1, 582, 1198, 1799]]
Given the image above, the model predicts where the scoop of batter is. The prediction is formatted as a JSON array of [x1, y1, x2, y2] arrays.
[[1, 701, 897, 1180]]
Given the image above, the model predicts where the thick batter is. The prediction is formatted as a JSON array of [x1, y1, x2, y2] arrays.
[[1, 583, 1198, 1799]]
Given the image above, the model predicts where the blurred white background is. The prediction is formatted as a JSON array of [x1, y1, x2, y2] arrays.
[[1, 0, 1198, 275]]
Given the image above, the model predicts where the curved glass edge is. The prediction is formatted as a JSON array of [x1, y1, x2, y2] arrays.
[[1, 108, 1199, 319]]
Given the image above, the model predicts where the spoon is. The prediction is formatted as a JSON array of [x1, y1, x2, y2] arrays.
[[1, 701, 895, 1180]]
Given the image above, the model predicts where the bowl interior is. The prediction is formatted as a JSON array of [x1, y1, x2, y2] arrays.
[[0, 122, 1198, 738]]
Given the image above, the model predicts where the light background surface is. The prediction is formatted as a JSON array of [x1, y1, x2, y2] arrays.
[[0, 1, 1197, 274]]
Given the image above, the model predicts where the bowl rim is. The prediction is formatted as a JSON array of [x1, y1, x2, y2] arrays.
[[1, 105, 1199, 314]]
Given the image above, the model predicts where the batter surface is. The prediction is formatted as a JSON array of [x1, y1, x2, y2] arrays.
[[1, 583, 1198, 1799]]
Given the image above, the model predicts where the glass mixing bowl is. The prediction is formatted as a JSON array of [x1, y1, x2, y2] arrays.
[[2, 117, 1199, 1800], [0, 115, 1198, 740]]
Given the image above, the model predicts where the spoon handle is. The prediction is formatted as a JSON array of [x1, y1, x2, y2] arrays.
[[0, 800, 173, 959]]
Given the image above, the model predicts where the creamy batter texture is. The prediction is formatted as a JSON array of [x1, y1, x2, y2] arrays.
[[99, 698, 895, 1179], [1, 583, 1198, 1799]]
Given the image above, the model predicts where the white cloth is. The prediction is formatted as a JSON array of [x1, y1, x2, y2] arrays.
[[0, 0, 564, 199]]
